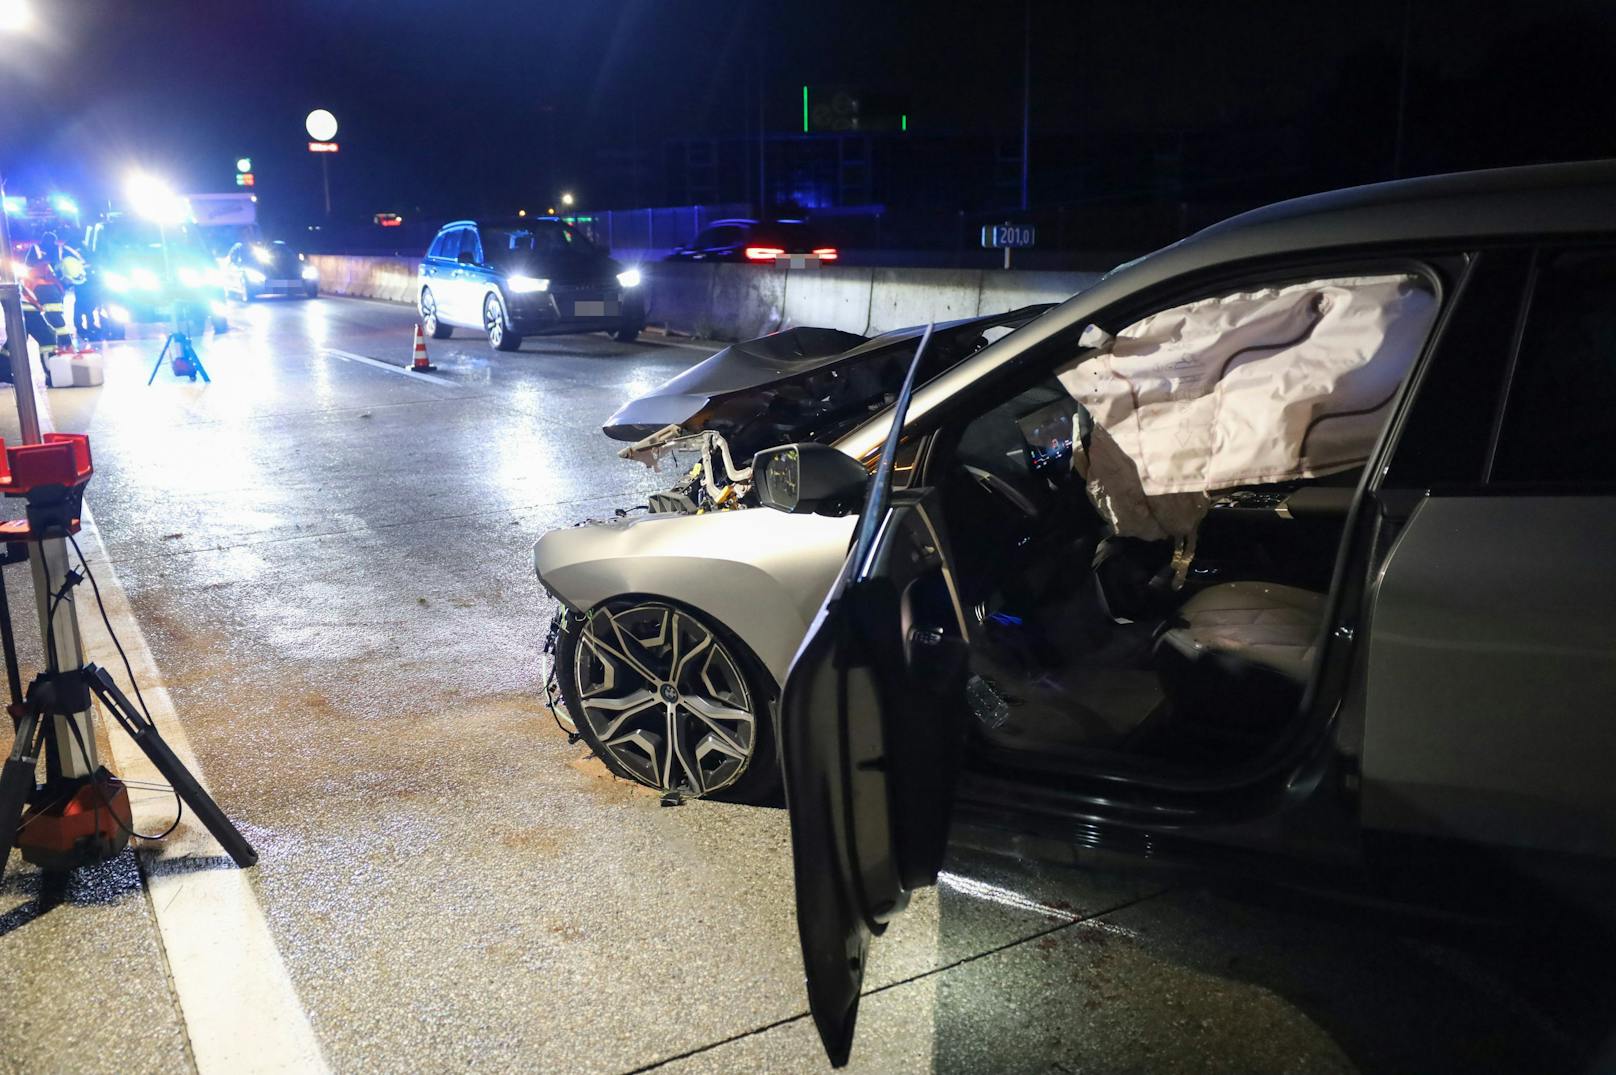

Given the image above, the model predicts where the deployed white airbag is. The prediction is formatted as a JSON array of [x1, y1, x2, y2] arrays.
[[1059, 274, 1437, 541]]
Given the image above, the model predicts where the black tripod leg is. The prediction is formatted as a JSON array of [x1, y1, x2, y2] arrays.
[[0, 563, 23, 709], [85, 668, 257, 868], [184, 339, 210, 383], [0, 710, 43, 878], [147, 334, 174, 386]]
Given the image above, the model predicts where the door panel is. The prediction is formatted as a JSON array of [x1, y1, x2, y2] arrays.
[[1362, 495, 1616, 857], [783, 490, 969, 1066]]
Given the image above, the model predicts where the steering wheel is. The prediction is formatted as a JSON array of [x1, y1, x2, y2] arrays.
[[963, 465, 1040, 519]]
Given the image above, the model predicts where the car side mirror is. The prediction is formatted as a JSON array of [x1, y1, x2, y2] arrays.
[[457, 251, 476, 264], [754, 443, 870, 517]]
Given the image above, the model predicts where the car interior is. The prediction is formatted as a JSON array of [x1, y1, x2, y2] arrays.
[[930, 272, 1441, 774]]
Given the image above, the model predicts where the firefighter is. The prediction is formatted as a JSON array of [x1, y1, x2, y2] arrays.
[[29, 231, 89, 336], [15, 249, 75, 384]]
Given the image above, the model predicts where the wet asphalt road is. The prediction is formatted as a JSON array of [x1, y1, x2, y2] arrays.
[[2, 295, 1613, 1074]]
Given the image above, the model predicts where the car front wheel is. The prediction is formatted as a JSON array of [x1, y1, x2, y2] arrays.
[[420, 288, 452, 338], [554, 599, 781, 804], [485, 294, 521, 351]]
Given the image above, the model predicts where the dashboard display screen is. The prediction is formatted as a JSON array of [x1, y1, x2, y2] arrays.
[[1015, 401, 1075, 475]]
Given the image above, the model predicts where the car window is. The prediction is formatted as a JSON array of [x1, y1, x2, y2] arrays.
[[688, 227, 718, 249], [1491, 247, 1616, 486], [459, 228, 483, 263], [713, 225, 745, 247], [428, 231, 456, 259], [482, 223, 573, 260]]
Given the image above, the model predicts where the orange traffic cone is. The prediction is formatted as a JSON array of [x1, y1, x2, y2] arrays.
[[410, 323, 436, 372]]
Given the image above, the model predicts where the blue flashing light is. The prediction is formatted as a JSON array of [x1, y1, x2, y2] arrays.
[[2, 196, 24, 216]]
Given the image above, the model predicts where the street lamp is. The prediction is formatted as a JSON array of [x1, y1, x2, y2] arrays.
[[0, 0, 32, 34], [305, 110, 339, 216], [125, 171, 187, 224], [560, 192, 575, 208]]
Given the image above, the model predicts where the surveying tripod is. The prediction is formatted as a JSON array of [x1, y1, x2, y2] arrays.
[[0, 434, 253, 875]]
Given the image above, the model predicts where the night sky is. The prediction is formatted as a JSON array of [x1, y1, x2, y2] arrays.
[[4, 0, 1615, 229]]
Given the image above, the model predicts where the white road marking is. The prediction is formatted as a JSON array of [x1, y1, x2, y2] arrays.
[[32, 391, 330, 1074], [324, 346, 457, 385]]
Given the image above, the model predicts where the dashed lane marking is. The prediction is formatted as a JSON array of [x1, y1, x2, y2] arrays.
[[324, 346, 458, 385]]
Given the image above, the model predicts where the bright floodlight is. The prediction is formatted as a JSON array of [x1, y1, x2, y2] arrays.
[[0, 0, 33, 33], [126, 172, 187, 224], [305, 109, 338, 142]]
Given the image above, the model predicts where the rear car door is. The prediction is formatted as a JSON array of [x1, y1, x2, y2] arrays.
[[1363, 246, 1616, 866], [422, 229, 459, 319], [781, 335, 972, 1067]]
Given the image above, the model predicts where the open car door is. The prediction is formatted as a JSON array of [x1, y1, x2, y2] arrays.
[[779, 325, 972, 1067]]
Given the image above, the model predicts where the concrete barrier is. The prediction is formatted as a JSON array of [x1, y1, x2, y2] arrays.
[[307, 255, 1101, 341]]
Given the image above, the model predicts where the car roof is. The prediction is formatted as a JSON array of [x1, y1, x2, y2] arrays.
[[1078, 159, 1616, 322], [835, 159, 1616, 461], [437, 218, 570, 232]]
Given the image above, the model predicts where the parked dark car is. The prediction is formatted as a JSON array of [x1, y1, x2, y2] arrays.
[[417, 218, 645, 349], [225, 240, 319, 301], [664, 217, 838, 264], [78, 214, 229, 339]]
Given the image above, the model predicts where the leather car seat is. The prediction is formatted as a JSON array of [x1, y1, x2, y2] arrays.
[[1153, 581, 1326, 728]]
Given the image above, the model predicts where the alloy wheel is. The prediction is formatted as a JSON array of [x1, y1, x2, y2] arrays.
[[421, 291, 439, 335], [571, 601, 757, 796], [484, 296, 504, 347]]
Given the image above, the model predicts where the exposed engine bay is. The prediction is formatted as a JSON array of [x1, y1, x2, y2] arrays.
[[603, 307, 1051, 514]]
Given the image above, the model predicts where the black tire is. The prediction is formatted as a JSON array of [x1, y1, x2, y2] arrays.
[[612, 323, 641, 343], [305, 285, 319, 299], [212, 316, 230, 335], [485, 294, 521, 351], [420, 288, 452, 338], [554, 599, 782, 805]]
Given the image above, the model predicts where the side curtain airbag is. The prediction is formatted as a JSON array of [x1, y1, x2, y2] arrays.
[[1059, 274, 1437, 541]]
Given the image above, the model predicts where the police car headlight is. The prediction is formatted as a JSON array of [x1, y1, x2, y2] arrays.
[[507, 275, 549, 294], [177, 266, 205, 288], [616, 268, 642, 289], [131, 268, 159, 291], [301, 265, 319, 281], [245, 268, 266, 284]]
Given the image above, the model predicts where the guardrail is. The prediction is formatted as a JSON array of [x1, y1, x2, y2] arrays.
[[306, 255, 1101, 341]]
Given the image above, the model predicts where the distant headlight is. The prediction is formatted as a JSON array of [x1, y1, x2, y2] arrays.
[[106, 304, 131, 323], [616, 268, 642, 289], [507, 275, 549, 294], [301, 265, 319, 281], [245, 268, 267, 284], [177, 266, 205, 288], [104, 271, 130, 293], [131, 267, 159, 291], [252, 245, 275, 266]]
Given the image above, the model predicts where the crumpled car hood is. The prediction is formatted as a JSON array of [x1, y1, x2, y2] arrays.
[[602, 326, 867, 441], [602, 307, 1054, 459]]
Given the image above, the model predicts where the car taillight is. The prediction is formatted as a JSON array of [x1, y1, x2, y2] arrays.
[[744, 246, 785, 261], [812, 247, 839, 261]]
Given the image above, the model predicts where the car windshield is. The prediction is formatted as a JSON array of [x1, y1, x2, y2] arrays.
[[483, 222, 584, 262], [103, 220, 210, 260]]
